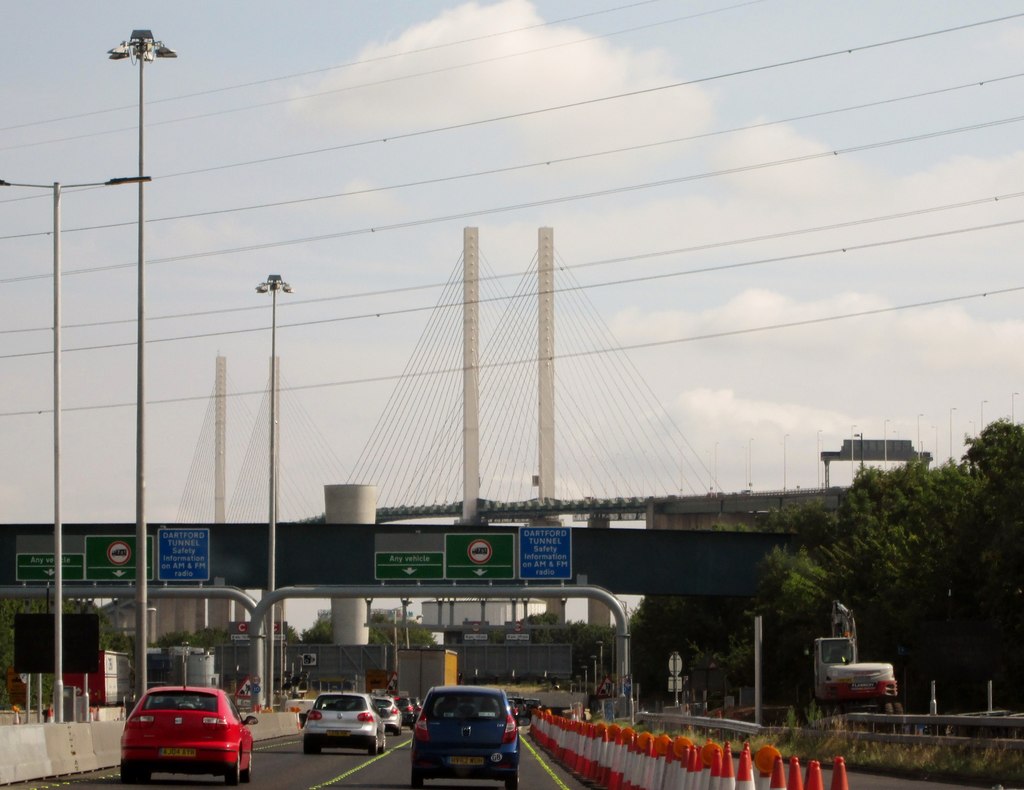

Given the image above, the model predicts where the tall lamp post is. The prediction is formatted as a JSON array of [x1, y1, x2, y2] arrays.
[[949, 407, 956, 461], [782, 434, 789, 491], [1, 175, 148, 721], [256, 274, 293, 709], [109, 29, 176, 701]]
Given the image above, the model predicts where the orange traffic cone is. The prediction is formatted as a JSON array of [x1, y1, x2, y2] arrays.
[[804, 760, 824, 790], [720, 741, 736, 790], [735, 745, 756, 790], [788, 756, 803, 790], [829, 756, 849, 790], [687, 743, 703, 790], [769, 755, 787, 789], [756, 746, 782, 790]]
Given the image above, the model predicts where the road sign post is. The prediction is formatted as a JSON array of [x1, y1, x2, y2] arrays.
[[669, 651, 683, 706]]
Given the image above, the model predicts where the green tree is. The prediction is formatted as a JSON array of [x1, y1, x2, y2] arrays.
[[965, 420, 1024, 693], [630, 595, 747, 705], [300, 612, 334, 644], [751, 545, 829, 704], [155, 627, 231, 651]]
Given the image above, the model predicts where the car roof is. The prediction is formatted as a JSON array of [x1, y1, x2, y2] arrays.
[[427, 685, 506, 696]]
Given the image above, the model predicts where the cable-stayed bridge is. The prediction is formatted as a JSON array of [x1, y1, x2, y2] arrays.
[[178, 227, 717, 525], [176, 228, 912, 526]]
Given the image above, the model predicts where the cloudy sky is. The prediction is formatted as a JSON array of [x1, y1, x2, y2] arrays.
[[4, 1, 1024, 624]]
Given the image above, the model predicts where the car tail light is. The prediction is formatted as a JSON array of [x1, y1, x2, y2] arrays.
[[414, 715, 429, 742], [306, 710, 323, 721], [357, 711, 375, 722], [124, 714, 155, 729], [202, 716, 228, 727], [502, 713, 517, 743]]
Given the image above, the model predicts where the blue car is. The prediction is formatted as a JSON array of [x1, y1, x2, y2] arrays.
[[410, 685, 520, 789]]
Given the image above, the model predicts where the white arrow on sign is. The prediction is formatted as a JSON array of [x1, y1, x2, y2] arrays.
[[112, 570, 127, 577], [473, 568, 487, 576], [403, 567, 416, 575]]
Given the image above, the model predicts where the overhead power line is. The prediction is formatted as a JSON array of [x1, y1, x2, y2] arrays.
[[3, 108, 1022, 286], [0, 0, 747, 139], [1, 282, 1019, 420], [3, 190, 1023, 339], [6, 69, 1020, 238]]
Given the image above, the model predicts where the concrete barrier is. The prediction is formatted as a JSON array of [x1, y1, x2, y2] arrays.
[[0, 711, 299, 785], [91, 721, 124, 768], [0, 723, 50, 785], [250, 711, 302, 740]]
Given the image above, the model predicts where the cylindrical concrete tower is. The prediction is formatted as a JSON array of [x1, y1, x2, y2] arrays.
[[324, 484, 376, 644]]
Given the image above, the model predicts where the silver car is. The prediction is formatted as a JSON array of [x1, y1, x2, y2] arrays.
[[371, 695, 403, 735], [303, 692, 386, 755]]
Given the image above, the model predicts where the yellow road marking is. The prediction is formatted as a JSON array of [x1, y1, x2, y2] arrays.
[[307, 737, 411, 789], [522, 736, 573, 790]]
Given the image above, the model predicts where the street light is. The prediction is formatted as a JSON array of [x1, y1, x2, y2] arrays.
[[816, 430, 822, 488], [257, 274, 293, 709], [747, 438, 753, 490], [590, 655, 597, 695], [109, 28, 176, 702], [782, 434, 789, 491], [0, 175, 147, 722], [949, 407, 956, 462], [916, 414, 924, 461]]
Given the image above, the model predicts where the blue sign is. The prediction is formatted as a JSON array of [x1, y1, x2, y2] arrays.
[[518, 526, 571, 580], [157, 528, 211, 581]]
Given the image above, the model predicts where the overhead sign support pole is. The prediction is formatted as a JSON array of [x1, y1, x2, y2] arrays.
[[246, 583, 629, 712]]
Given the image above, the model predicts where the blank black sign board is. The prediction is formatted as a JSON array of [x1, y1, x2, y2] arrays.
[[14, 613, 100, 674]]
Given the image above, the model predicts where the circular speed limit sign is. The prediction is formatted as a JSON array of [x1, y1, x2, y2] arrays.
[[466, 538, 493, 564], [107, 540, 132, 566]]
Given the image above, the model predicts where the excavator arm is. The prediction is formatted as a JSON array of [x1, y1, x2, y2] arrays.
[[831, 600, 857, 641]]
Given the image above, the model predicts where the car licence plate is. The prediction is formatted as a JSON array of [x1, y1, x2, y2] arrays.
[[449, 756, 485, 766], [327, 730, 350, 737], [160, 747, 196, 757]]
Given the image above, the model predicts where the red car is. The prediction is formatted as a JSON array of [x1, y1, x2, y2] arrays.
[[120, 686, 258, 785]]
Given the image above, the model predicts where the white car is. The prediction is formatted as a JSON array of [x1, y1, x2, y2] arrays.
[[371, 695, 402, 735], [303, 692, 386, 755]]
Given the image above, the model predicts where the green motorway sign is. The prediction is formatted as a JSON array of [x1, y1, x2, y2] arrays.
[[444, 534, 515, 579], [375, 551, 444, 580], [16, 553, 85, 582], [85, 536, 154, 581]]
